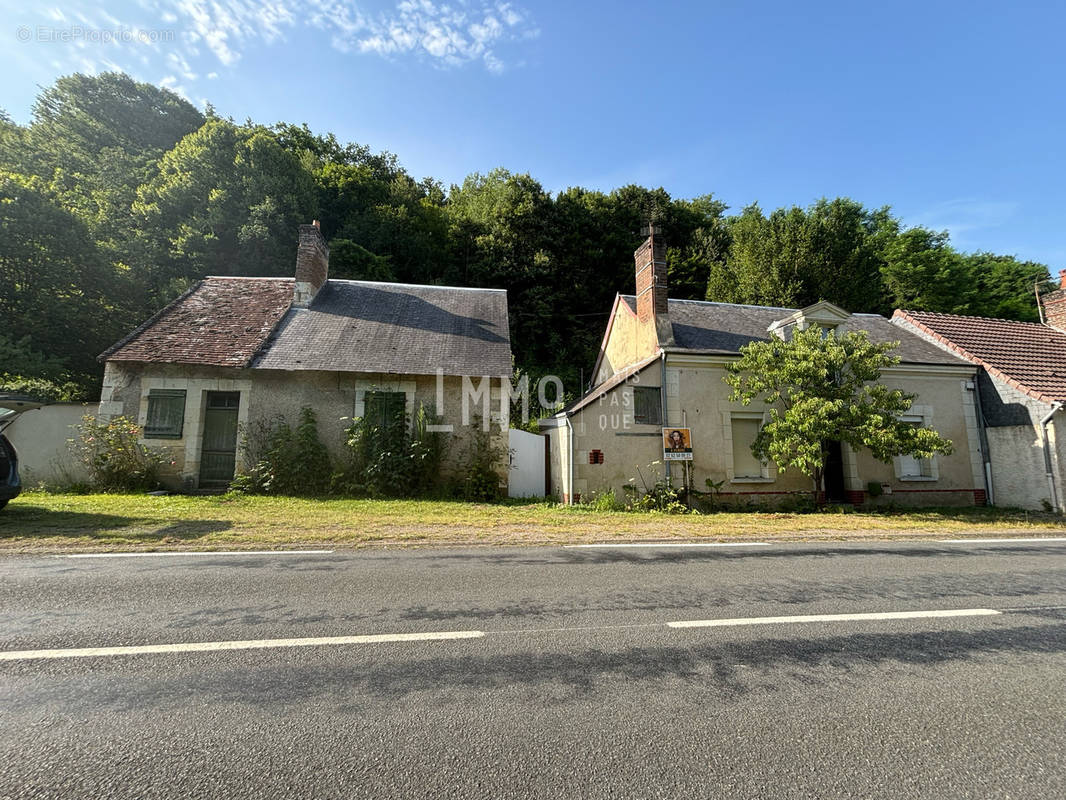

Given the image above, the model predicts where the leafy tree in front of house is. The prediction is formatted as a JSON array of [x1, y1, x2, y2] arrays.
[[724, 326, 953, 500]]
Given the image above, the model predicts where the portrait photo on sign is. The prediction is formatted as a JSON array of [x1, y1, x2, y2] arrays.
[[662, 427, 693, 460]]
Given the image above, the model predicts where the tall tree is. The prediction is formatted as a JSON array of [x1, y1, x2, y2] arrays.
[[133, 119, 317, 297], [708, 199, 891, 312], [964, 253, 1052, 321], [0, 171, 122, 382], [879, 227, 971, 313], [725, 326, 953, 500]]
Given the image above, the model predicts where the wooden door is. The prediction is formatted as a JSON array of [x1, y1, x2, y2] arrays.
[[199, 392, 240, 488]]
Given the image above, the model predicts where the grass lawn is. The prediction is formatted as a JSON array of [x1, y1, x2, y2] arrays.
[[0, 491, 1064, 552]]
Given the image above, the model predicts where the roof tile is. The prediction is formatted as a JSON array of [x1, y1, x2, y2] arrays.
[[893, 310, 1066, 403], [101, 278, 293, 367]]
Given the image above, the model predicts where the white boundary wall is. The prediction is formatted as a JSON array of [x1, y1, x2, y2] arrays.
[[508, 429, 546, 498], [4, 404, 91, 486]]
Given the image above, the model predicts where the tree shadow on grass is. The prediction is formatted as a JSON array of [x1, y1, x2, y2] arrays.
[[0, 505, 231, 543]]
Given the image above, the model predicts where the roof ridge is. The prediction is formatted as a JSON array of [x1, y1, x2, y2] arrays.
[[204, 276, 294, 281], [326, 278, 506, 293], [899, 309, 1058, 328]]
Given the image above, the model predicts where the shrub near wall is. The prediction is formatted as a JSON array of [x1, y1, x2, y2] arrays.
[[231, 407, 332, 496], [71, 416, 168, 492], [337, 403, 445, 497], [233, 403, 447, 498]]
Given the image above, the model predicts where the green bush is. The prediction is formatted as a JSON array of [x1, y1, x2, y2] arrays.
[[0, 374, 88, 403], [460, 419, 504, 502], [231, 407, 332, 496], [71, 415, 168, 492], [337, 401, 446, 497], [623, 479, 688, 514], [586, 489, 626, 512]]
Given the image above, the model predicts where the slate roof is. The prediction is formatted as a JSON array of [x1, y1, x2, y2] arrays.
[[102, 278, 513, 377], [893, 310, 1066, 404], [619, 296, 969, 366], [253, 280, 512, 376], [101, 278, 293, 367]]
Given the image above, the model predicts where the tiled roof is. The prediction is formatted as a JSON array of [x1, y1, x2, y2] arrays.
[[101, 278, 293, 367], [253, 280, 512, 377], [619, 296, 968, 366], [893, 310, 1066, 404], [103, 278, 513, 378]]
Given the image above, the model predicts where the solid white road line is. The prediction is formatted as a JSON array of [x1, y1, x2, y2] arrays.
[[56, 550, 334, 559], [667, 608, 1001, 629], [939, 537, 1066, 544], [564, 542, 770, 549], [0, 630, 484, 661]]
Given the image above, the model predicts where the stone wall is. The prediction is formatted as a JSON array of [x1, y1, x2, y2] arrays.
[[98, 362, 510, 492]]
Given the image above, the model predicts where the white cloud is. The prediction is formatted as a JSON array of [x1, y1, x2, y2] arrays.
[[336, 0, 533, 72], [911, 198, 1020, 248], [15, 0, 535, 103]]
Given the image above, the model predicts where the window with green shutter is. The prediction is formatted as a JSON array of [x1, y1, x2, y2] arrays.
[[362, 391, 407, 428], [633, 386, 662, 425], [144, 390, 186, 438]]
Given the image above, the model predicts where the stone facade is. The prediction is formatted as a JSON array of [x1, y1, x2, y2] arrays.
[[100, 361, 510, 492]]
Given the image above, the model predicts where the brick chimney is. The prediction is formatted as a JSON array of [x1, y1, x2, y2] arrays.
[[293, 220, 329, 307], [634, 230, 673, 345], [1042, 268, 1066, 332]]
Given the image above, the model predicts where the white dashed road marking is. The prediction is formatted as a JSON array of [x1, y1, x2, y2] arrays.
[[56, 550, 334, 559], [667, 608, 1002, 629], [0, 630, 485, 661], [939, 538, 1066, 544], [564, 542, 770, 549]]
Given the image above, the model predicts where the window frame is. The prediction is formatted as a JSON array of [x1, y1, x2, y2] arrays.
[[144, 389, 186, 439], [894, 415, 938, 481], [729, 412, 772, 483], [361, 390, 408, 429], [632, 386, 662, 426]]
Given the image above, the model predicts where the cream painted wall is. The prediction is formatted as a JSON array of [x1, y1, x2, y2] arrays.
[[554, 355, 983, 507], [595, 300, 658, 385]]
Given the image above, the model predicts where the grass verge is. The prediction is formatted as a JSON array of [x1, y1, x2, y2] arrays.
[[0, 491, 1064, 552]]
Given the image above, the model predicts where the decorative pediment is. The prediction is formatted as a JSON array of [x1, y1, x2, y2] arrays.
[[767, 301, 851, 336]]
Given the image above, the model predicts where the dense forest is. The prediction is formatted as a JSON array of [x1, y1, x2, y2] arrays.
[[0, 73, 1056, 404]]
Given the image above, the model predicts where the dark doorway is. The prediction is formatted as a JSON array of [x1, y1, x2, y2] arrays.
[[823, 440, 846, 503], [199, 392, 240, 488]]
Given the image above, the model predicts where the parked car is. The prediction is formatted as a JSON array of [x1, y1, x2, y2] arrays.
[[0, 396, 43, 510]]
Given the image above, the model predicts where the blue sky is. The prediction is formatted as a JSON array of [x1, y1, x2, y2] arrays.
[[2, 0, 1064, 268]]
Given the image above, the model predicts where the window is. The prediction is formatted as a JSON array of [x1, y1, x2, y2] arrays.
[[633, 386, 662, 425], [731, 415, 766, 479], [144, 390, 186, 438], [897, 420, 935, 479], [362, 391, 407, 428]]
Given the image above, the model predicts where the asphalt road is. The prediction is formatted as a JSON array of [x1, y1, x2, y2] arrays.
[[1, 538, 1065, 799]]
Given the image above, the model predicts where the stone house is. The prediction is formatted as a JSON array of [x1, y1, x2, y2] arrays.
[[98, 222, 513, 491], [540, 234, 987, 507], [893, 276, 1066, 512]]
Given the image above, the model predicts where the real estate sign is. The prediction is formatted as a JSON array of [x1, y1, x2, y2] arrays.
[[662, 427, 693, 461]]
